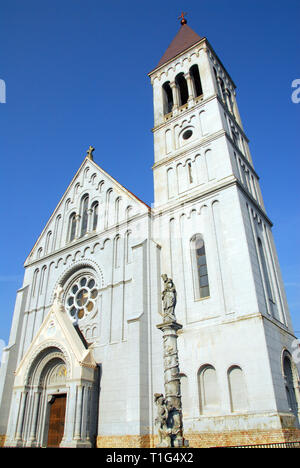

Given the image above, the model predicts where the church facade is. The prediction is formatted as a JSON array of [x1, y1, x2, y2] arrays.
[[0, 20, 299, 448]]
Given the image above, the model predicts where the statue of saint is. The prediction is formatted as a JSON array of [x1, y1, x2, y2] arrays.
[[161, 274, 177, 322], [53, 284, 64, 307]]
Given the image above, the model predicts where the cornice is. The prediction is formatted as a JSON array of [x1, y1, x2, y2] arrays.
[[151, 93, 217, 133], [152, 129, 226, 170]]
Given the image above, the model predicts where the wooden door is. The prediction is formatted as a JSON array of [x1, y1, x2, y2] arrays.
[[47, 394, 67, 447]]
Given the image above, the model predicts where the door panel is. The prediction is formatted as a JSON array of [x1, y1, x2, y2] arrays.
[[47, 394, 67, 447]]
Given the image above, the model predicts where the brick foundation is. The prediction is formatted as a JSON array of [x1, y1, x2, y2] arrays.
[[96, 428, 300, 448], [0, 435, 6, 447], [186, 428, 300, 447], [96, 435, 156, 448]]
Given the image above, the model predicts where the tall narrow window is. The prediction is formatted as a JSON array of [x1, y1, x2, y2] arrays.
[[189, 64, 203, 97], [92, 202, 99, 231], [80, 194, 89, 237], [187, 161, 193, 184], [283, 355, 299, 420], [32, 269, 39, 298], [115, 197, 121, 224], [45, 231, 52, 255], [228, 366, 248, 412], [191, 234, 210, 299], [39, 266, 47, 295], [175, 73, 188, 106], [219, 77, 226, 102], [162, 81, 173, 114], [114, 236, 121, 268], [126, 231, 132, 264], [198, 365, 220, 414], [69, 212, 76, 242]]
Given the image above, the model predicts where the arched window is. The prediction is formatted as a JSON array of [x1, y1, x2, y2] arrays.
[[283, 354, 299, 420], [126, 231, 132, 264], [32, 269, 39, 298], [175, 73, 188, 106], [228, 366, 248, 412], [114, 236, 121, 268], [69, 212, 76, 242], [219, 77, 226, 102], [45, 231, 52, 255], [187, 160, 194, 184], [189, 64, 203, 97], [91, 202, 99, 231], [53, 214, 61, 250], [126, 205, 133, 220], [80, 194, 89, 237], [198, 365, 220, 414], [190, 234, 210, 299], [162, 81, 173, 114], [227, 88, 233, 113], [39, 265, 47, 295], [115, 197, 121, 224]]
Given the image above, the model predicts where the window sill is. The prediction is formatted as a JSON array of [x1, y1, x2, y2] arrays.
[[194, 296, 210, 302]]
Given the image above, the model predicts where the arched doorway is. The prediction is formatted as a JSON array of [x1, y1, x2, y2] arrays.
[[24, 346, 70, 447], [283, 353, 300, 426]]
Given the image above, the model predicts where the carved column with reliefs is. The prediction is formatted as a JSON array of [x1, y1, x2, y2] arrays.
[[154, 275, 188, 448]]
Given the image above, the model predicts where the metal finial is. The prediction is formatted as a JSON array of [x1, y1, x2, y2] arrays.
[[178, 11, 187, 25]]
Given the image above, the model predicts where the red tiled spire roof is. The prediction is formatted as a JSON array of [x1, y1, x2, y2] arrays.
[[155, 23, 203, 70]]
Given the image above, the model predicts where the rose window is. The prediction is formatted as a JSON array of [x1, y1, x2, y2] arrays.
[[65, 275, 98, 320]]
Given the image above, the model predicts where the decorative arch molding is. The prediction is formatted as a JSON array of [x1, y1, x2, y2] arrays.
[[281, 348, 299, 380], [52, 259, 104, 303], [24, 341, 72, 386]]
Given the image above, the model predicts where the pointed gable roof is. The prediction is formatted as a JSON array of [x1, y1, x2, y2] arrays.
[[155, 23, 203, 71]]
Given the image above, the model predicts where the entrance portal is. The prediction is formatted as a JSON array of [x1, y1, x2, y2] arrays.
[[47, 394, 67, 447]]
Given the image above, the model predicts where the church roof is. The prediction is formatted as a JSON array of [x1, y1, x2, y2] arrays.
[[153, 23, 203, 71]]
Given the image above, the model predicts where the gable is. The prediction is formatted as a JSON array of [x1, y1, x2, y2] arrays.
[[25, 156, 151, 265], [14, 294, 97, 386]]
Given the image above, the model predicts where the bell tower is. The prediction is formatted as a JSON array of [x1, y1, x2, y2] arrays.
[[149, 15, 256, 211], [149, 17, 300, 447]]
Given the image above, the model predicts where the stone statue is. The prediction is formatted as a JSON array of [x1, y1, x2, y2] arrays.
[[154, 393, 171, 447], [53, 284, 64, 307], [161, 274, 177, 322]]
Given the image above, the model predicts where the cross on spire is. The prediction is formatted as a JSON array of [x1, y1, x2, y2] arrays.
[[178, 11, 187, 25], [86, 145, 95, 160]]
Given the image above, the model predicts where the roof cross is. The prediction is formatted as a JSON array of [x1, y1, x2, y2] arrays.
[[178, 11, 187, 25], [86, 145, 95, 160]]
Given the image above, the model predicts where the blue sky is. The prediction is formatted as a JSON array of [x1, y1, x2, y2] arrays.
[[0, 0, 299, 344]]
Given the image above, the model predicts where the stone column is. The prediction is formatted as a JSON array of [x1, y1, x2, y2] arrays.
[[156, 320, 184, 447], [15, 390, 27, 444], [75, 214, 81, 239], [74, 385, 83, 440], [154, 275, 188, 448], [87, 208, 93, 233], [170, 82, 179, 110], [184, 73, 194, 102], [28, 390, 41, 446]]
